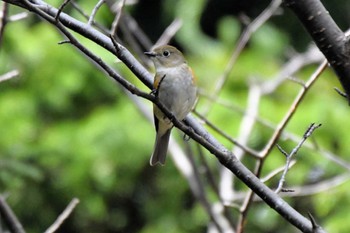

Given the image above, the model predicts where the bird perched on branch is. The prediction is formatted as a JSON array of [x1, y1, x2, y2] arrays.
[[145, 45, 197, 166]]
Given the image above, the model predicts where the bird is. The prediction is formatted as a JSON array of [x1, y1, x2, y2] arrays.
[[145, 45, 197, 166]]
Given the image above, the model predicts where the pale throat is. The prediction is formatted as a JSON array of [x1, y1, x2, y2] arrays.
[[155, 63, 187, 74]]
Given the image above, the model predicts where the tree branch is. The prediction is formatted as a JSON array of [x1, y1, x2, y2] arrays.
[[0, 2, 8, 49], [284, 0, 350, 103], [0, 69, 19, 82], [44, 198, 79, 233], [275, 123, 322, 193], [0, 195, 25, 233]]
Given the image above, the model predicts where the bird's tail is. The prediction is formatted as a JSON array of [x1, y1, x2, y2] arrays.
[[150, 129, 171, 166]]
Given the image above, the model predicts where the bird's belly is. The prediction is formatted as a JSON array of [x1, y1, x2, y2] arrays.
[[157, 74, 196, 120]]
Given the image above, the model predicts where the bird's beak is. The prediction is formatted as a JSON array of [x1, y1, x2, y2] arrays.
[[144, 51, 156, 57]]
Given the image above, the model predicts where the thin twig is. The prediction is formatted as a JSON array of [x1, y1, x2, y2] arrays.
[[154, 18, 183, 48], [284, 174, 350, 197], [88, 0, 105, 25], [307, 212, 324, 233], [220, 83, 261, 205], [201, 84, 350, 172], [259, 60, 328, 158], [261, 160, 297, 183], [228, 173, 350, 203], [196, 144, 236, 229], [261, 45, 323, 94], [287, 76, 307, 87], [110, 0, 126, 36], [118, 18, 146, 64], [44, 198, 80, 233], [235, 60, 327, 233], [0, 70, 19, 82], [55, 0, 71, 21], [70, 1, 90, 18], [8, 12, 28, 22], [203, 0, 282, 115], [69, 1, 110, 35], [0, 195, 26, 233], [317, 148, 350, 171], [121, 13, 153, 49], [0, 2, 8, 48], [194, 110, 260, 158], [196, 145, 219, 196], [275, 123, 322, 193], [184, 144, 232, 233], [334, 87, 347, 99]]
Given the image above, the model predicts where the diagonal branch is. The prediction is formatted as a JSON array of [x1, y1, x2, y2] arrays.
[[202, 0, 282, 115], [260, 60, 328, 158], [44, 198, 80, 233], [0, 195, 25, 233], [284, 0, 350, 103]]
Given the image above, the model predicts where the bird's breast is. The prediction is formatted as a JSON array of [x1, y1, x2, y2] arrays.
[[155, 65, 197, 120]]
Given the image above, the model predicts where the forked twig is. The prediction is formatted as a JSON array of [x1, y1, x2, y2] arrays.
[[236, 60, 328, 233], [275, 123, 322, 193]]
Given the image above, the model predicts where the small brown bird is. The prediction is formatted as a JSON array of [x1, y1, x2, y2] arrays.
[[145, 45, 197, 166]]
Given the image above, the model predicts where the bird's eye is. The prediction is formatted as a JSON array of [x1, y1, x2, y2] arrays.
[[163, 50, 170, 57]]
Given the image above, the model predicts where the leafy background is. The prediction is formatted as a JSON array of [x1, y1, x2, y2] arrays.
[[1, 0, 350, 232]]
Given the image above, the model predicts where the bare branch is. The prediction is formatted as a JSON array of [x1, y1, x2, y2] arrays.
[[286, 174, 350, 197], [307, 212, 326, 233], [55, 0, 71, 21], [184, 144, 234, 233], [88, 0, 105, 25], [0, 70, 19, 82], [261, 45, 323, 94], [235, 60, 327, 233], [334, 87, 348, 99], [194, 109, 260, 158], [154, 18, 183, 48], [276, 144, 289, 157], [203, 0, 282, 115], [70, 1, 89, 19], [284, 0, 350, 103], [259, 60, 328, 158], [230, 173, 350, 202], [44, 198, 80, 233], [275, 123, 322, 193], [120, 13, 153, 49], [220, 83, 262, 213], [8, 12, 28, 21], [110, 0, 126, 36], [261, 160, 297, 183], [0, 195, 25, 233]]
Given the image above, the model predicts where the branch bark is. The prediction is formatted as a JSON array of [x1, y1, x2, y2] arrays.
[[284, 0, 350, 103]]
